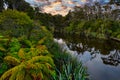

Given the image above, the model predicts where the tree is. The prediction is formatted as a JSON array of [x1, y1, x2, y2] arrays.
[[5, 0, 27, 10], [0, 10, 33, 38], [109, 0, 120, 5], [0, 0, 4, 12], [111, 9, 120, 20], [4, 0, 35, 19]]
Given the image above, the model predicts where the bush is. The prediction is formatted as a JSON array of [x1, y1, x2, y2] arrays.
[[49, 43, 87, 80], [0, 9, 33, 38]]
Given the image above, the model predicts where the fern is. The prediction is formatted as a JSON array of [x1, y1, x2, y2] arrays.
[[9, 70, 18, 80], [0, 65, 24, 80], [9, 38, 21, 53], [0, 37, 56, 80], [16, 69, 25, 80], [4, 56, 20, 66], [1, 53, 56, 80], [37, 37, 46, 45], [24, 74, 32, 80], [18, 48, 25, 60], [0, 47, 6, 52], [0, 63, 8, 75]]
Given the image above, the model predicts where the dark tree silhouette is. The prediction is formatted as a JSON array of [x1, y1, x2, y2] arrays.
[[0, 0, 4, 12]]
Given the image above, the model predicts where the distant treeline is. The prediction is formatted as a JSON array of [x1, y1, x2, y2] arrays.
[[1, 0, 120, 39]]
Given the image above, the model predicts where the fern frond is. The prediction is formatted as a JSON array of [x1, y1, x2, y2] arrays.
[[16, 69, 25, 80], [36, 45, 49, 55], [18, 48, 25, 60], [24, 74, 32, 80], [24, 56, 55, 80], [0, 35, 4, 38], [0, 46, 6, 52], [37, 37, 46, 45], [0, 65, 23, 80], [4, 56, 20, 66], [23, 40, 34, 47], [29, 63, 50, 80], [27, 56, 55, 67], [9, 70, 18, 80], [0, 68, 12, 80]]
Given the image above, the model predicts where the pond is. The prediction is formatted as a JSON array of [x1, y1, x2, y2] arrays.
[[54, 33, 120, 80]]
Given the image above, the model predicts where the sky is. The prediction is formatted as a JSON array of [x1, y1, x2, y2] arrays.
[[25, 0, 110, 16]]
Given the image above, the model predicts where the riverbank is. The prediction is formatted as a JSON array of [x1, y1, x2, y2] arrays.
[[54, 33, 120, 80], [0, 10, 87, 80], [53, 19, 120, 41]]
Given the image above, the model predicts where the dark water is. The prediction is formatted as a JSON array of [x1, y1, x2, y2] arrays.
[[54, 33, 120, 80]]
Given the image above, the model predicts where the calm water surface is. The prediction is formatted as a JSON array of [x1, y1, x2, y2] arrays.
[[54, 33, 120, 80]]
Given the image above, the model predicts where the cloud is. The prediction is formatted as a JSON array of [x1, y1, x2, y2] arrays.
[[26, 0, 109, 16]]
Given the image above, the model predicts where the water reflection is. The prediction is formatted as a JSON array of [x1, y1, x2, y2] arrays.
[[54, 33, 120, 80], [102, 50, 120, 66], [54, 33, 120, 66]]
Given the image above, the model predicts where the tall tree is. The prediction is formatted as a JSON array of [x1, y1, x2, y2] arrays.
[[0, 0, 4, 12], [4, 0, 35, 18], [109, 0, 120, 5], [5, 0, 24, 10]]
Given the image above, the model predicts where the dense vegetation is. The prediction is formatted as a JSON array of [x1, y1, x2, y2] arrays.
[[1, 0, 120, 80], [22, 0, 120, 40], [0, 9, 86, 80], [65, 19, 120, 39], [64, 1, 120, 39], [1, 0, 120, 40]]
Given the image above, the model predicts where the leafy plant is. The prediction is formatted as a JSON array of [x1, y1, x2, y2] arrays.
[[9, 38, 21, 53], [0, 56, 55, 80], [0, 35, 9, 76], [55, 53, 87, 80], [49, 43, 87, 80], [0, 9, 33, 38], [0, 63, 8, 75], [0, 38, 56, 80]]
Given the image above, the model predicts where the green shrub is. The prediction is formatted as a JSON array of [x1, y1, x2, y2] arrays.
[[0, 38, 56, 80], [49, 43, 87, 80], [0, 9, 33, 38]]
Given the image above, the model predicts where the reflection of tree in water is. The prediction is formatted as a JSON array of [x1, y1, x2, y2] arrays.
[[102, 50, 120, 66], [54, 33, 120, 65], [66, 39, 114, 55]]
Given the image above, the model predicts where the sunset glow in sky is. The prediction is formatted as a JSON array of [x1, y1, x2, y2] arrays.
[[26, 0, 109, 16]]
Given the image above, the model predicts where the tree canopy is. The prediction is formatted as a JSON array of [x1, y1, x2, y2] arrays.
[[0, 0, 4, 12], [0, 9, 33, 38]]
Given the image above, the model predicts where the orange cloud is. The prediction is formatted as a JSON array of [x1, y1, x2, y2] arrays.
[[32, 0, 84, 16]]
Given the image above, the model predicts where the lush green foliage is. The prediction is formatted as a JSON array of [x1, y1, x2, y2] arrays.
[[0, 37, 56, 80], [0, 9, 33, 37], [48, 43, 87, 80], [0, 8, 87, 80], [0, 10, 56, 79], [0, 35, 9, 75], [65, 19, 120, 39], [0, 35, 87, 80]]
